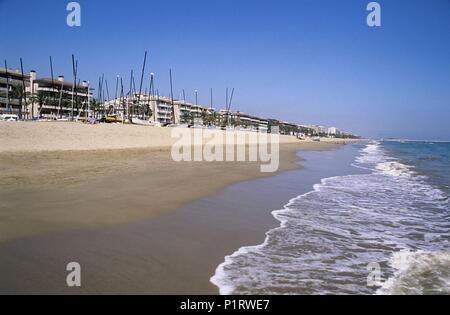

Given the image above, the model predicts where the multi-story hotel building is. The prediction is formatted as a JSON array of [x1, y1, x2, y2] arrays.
[[1, 68, 357, 137], [104, 94, 214, 125], [0, 68, 30, 117], [0, 68, 91, 119], [218, 110, 269, 133]]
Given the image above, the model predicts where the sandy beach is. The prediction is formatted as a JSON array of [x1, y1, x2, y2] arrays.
[[0, 121, 354, 241], [0, 121, 358, 293]]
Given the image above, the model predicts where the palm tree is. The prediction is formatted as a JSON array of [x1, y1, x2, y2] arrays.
[[136, 103, 152, 119], [10, 84, 27, 118], [10, 84, 25, 100], [201, 111, 215, 126], [180, 111, 192, 125], [29, 90, 49, 117], [90, 99, 100, 118]]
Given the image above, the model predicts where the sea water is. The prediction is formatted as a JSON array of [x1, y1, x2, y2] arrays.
[[211, 140, 450, 295]]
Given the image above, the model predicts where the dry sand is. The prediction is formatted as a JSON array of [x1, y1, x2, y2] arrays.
[[0, 121, 360, 294], [0, 121, 334, 153], [0, 121, 355, 242]]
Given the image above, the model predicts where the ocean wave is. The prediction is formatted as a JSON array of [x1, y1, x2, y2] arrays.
[[377, 250, 450, 295], [376, 161, 414, 177], [210, 141, 449, 295]]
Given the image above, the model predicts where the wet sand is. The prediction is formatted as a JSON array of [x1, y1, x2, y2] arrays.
[[0, 143, 362, 294], [0, 142, 343, 242], [0, 121, 359, 293]]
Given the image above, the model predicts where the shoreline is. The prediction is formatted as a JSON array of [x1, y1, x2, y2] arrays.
[[209, 145, 368, 294], [0, 121, 355, 153], [0, 121, 357, 242], [0, 121, 360, 294], [0, 142, 362, 294]]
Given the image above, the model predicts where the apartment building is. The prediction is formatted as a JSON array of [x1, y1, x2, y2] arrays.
[[31, 76, 91, 119], [327, 126, 341, 137], [218, 110, 269, 132], [0, 68, 91, 119], [104, 94, 214, 125], [0, 68, 30, 117]]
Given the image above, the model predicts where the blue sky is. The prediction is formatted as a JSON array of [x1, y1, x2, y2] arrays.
[[1, 0, 449, 139]]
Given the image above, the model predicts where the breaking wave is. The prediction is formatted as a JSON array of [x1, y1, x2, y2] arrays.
[[211, 141, 450, 295]]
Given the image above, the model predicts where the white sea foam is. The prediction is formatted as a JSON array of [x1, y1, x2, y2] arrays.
[[376, 161, 414, 177], [210, 141, 450, 295], [377, 250, 450, 295]]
